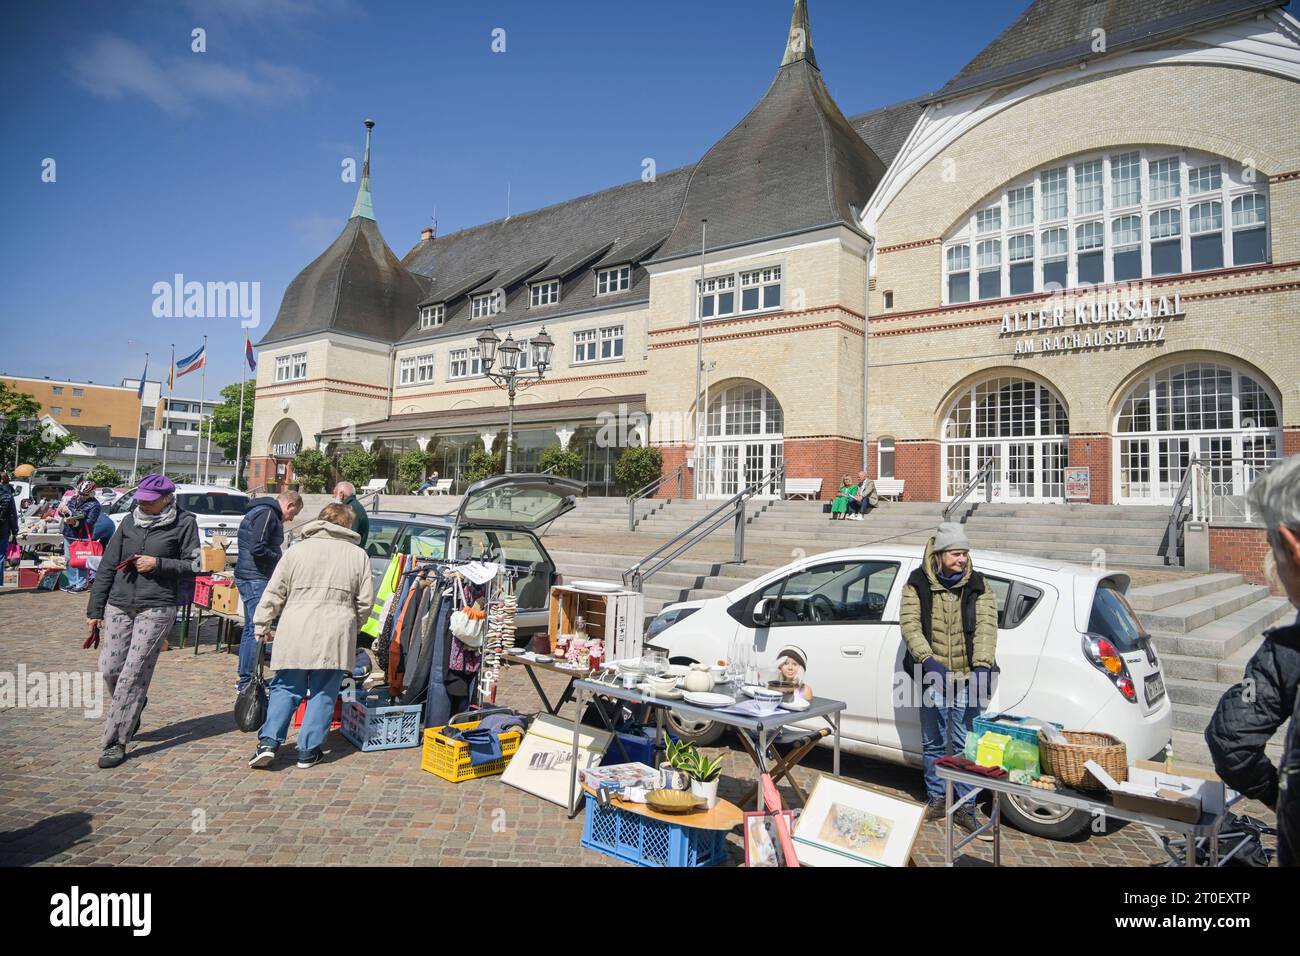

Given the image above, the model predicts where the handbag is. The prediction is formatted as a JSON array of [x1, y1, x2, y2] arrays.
[[234, 637, 269, 733], [68, 537, 103, 569], [5, 541, 18, 562], [448, 579, 486, 648]]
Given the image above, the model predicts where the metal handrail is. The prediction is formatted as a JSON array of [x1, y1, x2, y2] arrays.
[[1163, 456, 1202, 565], [626, 462, 686, 531], [622, 463, 783, 592], [942, 457, 996, 522]]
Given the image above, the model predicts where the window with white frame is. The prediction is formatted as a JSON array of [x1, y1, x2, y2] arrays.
[[877, 437, 895, 479], [400, 352, 435, 384], [599, 325, 624, 360], [697, 274, 736, 319], [596, 265, 630, 295], [941, 148, 1269, 302], [275, 352, 308, 383], [573, 329, 599, 364], [449, 347, 481, 379], [739, 266, 782, 311], [515, 337, 534, 370], [530, 280, 560, 308], [419, 304, 445, 329], [398, 356, 417, 385], [471, 293, 499, 319]]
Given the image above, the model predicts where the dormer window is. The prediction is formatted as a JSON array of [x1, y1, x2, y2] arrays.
[[530, 280, 560, 308], [596, 265, 630, 296], [419, 304, 444, 329], [471, 293, 500, 319]]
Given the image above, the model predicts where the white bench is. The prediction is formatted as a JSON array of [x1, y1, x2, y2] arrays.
[[362, 478, 388, 495], [875, 478, 905, 501], [782, 478, 823, 500], [421, 479, 454, 496]]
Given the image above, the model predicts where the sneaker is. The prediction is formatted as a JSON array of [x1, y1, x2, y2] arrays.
[[849, 514, 864, 521], [295, 748, 323, 769], [954, 807, 994, 842], [924, 797, 945, 822], [248, 742, 278, 769], [98, 744, 127, 769]]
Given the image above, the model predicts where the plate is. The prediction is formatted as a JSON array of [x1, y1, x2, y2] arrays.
[[779, 696, 811, 712], [638, 682, 683, 700], [569, 580, 622, 593], [505, 647, 526, 655], [645, 789, 705, 814], [682, 691, 736, 708], [741, 684, 783, 702]]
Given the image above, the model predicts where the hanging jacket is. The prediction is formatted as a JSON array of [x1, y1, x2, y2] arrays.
[[87, 510, 201, 618], [900, 535, 998, 674], [234, 497, 284, 582]]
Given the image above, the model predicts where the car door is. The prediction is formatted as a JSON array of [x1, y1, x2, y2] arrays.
[[453, 474, 586, 535], [736, 557, 904, 746]]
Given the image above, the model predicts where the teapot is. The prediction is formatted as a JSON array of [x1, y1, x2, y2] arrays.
[[682, 663, 716, 693]]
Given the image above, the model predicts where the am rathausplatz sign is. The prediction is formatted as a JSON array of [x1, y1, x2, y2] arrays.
[[1000, 289, 1185, 355]]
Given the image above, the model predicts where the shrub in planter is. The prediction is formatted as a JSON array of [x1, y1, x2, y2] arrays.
[[338, 448, 378, 488], [292, 449, 329, 493], [614, 446, 662, 494]]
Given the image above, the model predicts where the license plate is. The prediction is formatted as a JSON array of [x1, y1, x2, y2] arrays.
[[1144, 671, 1166, 705]]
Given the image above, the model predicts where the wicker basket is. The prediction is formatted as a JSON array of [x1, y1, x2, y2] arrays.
[[1038, 730, 1128, 791]]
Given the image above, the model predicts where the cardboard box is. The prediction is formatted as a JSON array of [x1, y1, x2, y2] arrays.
[[210, 585, 240, 616], [1086, 759, 1224, 824], [199, 546, 227, 573]]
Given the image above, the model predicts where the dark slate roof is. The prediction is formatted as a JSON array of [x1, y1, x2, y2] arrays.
[[395, 167, 693, 344], [939, 0, 1286, 99], [654, 56, 885, 261], [64, 424, 114, 447], [847, 97, 927, 166], [260, 215, 428, 346]]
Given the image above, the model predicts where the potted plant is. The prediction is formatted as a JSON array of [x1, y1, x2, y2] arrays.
[[687, 750, 724, 809], [659, 738, 693, 791]]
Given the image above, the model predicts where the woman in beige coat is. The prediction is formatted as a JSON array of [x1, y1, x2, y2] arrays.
[[248, 503, 374, 769]]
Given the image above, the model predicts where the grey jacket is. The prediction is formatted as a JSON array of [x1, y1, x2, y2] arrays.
[[87, 511, 201, 618]]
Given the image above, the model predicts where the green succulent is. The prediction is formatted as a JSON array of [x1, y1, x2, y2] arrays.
[[688, 751, 724, 784], [664, 738, 696, 771]]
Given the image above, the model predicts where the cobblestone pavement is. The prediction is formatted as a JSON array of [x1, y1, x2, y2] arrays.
[[0, 589, 1273, 867]]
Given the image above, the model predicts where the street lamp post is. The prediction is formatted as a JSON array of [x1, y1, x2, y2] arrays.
[[477, 326, 554, 473]]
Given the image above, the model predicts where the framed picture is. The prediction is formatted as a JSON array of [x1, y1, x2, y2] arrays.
[[501, 714, 612, 810], [792, 774, 924, 867], [744, 810, 795, 868], [1065, 466, 1091, 500]]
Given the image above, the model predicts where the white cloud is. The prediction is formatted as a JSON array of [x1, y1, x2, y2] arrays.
[[70, 34, 316, 115], [182, 0, 359, 23]]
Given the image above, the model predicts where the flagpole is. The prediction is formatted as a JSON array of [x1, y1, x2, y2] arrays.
[[130, 352, 149, 485], [161, 344, 173, 476], [235, 348, 247, 492], [196, 336, 207, 484]]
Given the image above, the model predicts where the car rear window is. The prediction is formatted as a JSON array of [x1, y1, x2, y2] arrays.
[[395, 524, 448, 560], [178, 493, 249, 516], [1087, 583, 1145, 652]]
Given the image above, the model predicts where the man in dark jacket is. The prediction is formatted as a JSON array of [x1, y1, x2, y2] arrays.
[[60, 479, 103, 592], [233, 490, 302, 694], [1205, 454, 1300, 866], [333, 481, 369, 548], [0, 471, 18, 563]]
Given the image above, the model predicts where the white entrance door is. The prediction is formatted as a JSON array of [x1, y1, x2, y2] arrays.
[[700, 440, 782, 498]]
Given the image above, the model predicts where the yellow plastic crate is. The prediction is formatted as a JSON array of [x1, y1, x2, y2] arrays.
[[421, 720, 522, 783]]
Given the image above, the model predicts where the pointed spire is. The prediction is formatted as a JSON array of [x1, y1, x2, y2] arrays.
[[780, 0, 817, 70], [350, 118, 376, 221]]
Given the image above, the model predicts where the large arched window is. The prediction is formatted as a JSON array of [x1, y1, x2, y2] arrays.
[[943, 148, 1270, 304], [699, 382, 784, 498], [942, 377, 1069, 501], [1113, 361, 1281, 504]]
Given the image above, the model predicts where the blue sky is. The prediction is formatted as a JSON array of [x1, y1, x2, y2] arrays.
[[2, 0, 1030, 397]]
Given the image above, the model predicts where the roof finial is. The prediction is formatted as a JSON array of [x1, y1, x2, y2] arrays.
[[350, 118, 376, 221], [781, 0, 817, 70]]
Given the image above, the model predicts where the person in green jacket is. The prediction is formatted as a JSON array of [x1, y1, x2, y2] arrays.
[[333, 481, 370, 548], [830, 474, 857, 520], [900, 522, 998, 835]]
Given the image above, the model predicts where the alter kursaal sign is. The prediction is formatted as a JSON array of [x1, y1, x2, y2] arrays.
[[1001, 291, 1185, 355]]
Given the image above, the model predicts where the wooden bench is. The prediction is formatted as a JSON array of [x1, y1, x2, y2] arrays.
[[362, 478, 388, 495], [782, 478, 823, 500], [875, 478, 905, 501], [421, 478, 454, 496]]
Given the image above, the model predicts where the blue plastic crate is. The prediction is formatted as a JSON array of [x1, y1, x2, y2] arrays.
[[340, 690, 424, 751], [580, 794, 727, 867], [973, 713, 1063, 748]]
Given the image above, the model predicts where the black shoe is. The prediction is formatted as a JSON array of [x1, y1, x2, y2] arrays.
[[248, 742, 278, 769], [954, 807, 994, 842], [98, 744, 127, 769], [296, 748, 323, 769], [924, 798, 945, 822]]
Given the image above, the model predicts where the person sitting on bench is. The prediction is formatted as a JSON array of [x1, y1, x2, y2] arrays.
[[830, 475, 857, 521], [847, 470, 879, 520]]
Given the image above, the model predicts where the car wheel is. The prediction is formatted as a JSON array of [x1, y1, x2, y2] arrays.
[[1001, 793, 1090, 840], [665, 710, 726, 746]]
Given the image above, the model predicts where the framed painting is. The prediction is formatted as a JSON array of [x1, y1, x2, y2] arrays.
[[501, 714, 612, 810], [791, 774, 924, 867], [743, 810, 796, 867]]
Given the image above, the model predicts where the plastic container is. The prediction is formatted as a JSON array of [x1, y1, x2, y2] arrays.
[[581, 794, 728, 867], [963, 730, 983, 761], [976, 731, 1013, 769], [421, 720, 522, 783], [1002, 738, 1040, 777], [972, 713, 1063, 748], [292, 696, 343, 730], [340, 692, 424, 752]]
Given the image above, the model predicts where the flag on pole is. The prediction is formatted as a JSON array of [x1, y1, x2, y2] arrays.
[[167, 346, 176, 390], [176, 342, 206, 378], [136, 355, 149, 398], [245, 336, 257, 372]]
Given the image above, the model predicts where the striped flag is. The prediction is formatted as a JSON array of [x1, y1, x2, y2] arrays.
[[245, 336, 257, 372], [136, 354, 149, 398], [167, 346, 175, 390], [176, 342, 206, 379]]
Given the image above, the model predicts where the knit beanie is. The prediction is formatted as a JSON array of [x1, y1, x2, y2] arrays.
[[932, 521, 972, 554]]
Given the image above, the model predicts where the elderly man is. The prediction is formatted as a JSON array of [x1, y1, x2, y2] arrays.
[[847, 469, 879, 521], [1205, 454, 1300, 867], [234, 489, 303, 695], [333, 481, 370, 548]]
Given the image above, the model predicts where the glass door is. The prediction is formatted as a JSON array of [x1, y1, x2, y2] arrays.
[[1006, 442, 1035, 500]]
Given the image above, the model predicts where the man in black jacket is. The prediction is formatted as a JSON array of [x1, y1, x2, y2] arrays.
[[1205, 454, 1300, 866], [0, 471, 18, 564], [233, 490, 302, 695]]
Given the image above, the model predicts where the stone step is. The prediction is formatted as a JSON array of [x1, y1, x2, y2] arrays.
[[958, 523, 1169, 543], [549, 550, 778, 584], [1168, 728, 1285, 769], [1126, 573, 1246, 612], [1165, 676, 1236, 709], [1171, 704, 1289, 750], [744, 528, 1162, 556], [1159, 634, 1264, 683], [968, 503, 1170, 517], [1138, 584, 1272, 634], [1147, 597, 1293, 660]]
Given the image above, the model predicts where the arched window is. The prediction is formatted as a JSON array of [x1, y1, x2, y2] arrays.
[[699, 383, 784, 498], [942, 377, 1069, 501], [1113, 361, 1281, 503], [942, 149, 1270, 303]]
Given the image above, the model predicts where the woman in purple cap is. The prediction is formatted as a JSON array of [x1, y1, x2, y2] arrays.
[[86, 474, 200, 769]]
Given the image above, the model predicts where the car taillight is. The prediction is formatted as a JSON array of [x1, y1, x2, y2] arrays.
[[1083, 634, 1137, 703]]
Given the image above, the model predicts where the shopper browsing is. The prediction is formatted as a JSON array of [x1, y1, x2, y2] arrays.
[[332, 480, 370, 548], [233, 490, 303, 696], [60, 480, 102, 592]]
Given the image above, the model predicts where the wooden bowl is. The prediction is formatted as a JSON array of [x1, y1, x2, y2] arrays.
[[645, 789, 706, 814]]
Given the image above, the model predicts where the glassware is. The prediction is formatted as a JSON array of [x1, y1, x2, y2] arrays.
[[724, 640, 744, 690]]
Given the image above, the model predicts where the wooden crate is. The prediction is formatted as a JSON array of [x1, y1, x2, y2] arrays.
[[548, 586, 644, 660]]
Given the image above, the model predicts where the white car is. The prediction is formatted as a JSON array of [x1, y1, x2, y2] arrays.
[[108, 484, 250, 553], [645, 545, 1173, 840]]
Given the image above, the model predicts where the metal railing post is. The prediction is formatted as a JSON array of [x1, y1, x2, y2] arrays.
[[628, 497, 635, 533], [734, 496, 745, 564], [677, 465, 683, 498]]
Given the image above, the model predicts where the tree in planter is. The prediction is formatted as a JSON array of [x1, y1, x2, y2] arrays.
[[395, 449, 434, 494], [538, 445, 581, 478], [338, 448, 378, 488], [614, 446, 663, 493], [292, 448, 330, 493], [464, 447, 503, 484], [83, 463, 124, 488]]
